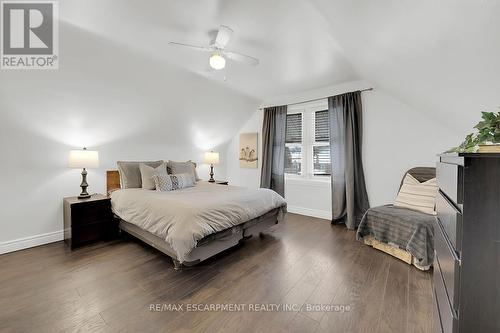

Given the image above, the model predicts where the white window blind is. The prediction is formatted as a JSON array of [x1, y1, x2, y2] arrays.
[[314, 110, 330, 142], [285, 113, 302, 143], [285, 113, 302, 175], [313, 110, 331, 176]]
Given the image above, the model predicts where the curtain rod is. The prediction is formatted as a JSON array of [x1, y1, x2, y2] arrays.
[[259, 87, 374, 110]]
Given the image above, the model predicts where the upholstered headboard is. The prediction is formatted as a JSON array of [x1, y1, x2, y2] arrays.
[[107, 170, 121, 193], [398, 167, 436, 190]]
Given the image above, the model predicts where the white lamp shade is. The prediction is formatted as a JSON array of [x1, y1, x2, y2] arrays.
[[204, 151, 220, 165], [68, 149, 99, 169]]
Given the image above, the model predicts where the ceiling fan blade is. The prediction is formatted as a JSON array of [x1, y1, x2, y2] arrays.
[[224, 51, 259, 66], [214, 25, 233, 49], [169, 42, 212, 52]]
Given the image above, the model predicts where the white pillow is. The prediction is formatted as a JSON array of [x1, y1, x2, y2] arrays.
[[394, 173, 438, 215], [153, 173, 195, 192], [139, 163, 168, 190]]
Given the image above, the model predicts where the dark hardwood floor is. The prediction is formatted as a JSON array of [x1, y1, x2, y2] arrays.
[[0, 213, 438, 333]]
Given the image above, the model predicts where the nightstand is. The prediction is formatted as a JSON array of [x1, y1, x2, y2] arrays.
[[63, 194, 115, 249]]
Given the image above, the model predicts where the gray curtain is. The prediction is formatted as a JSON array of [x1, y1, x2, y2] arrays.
[[329, 91, 370, 229], [260, 105, 287, 197]]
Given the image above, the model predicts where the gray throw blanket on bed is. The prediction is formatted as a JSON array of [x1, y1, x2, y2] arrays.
[[356, 205, 435, 266]]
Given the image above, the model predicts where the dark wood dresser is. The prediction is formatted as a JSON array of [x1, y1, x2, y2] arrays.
[[434, 153, 500, 333], [63, 194, 115, 249]]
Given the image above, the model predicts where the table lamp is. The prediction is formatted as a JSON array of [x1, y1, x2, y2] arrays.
[[204, 151, 219, 183], [68, 148, 99, 199]]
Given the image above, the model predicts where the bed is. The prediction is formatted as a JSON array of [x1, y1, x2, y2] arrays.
[[107, 170, 287, 269]]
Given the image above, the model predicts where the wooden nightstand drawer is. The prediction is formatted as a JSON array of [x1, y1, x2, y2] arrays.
[[71, 200, 112, 226], [72, 222, 109, 246]]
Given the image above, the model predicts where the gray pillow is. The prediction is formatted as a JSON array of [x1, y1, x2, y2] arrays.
[[140, 163, 168, 190], [167, 160, 200, 182], [117, 160, 163, 188]]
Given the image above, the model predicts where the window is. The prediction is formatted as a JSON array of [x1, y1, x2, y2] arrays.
[[313, 110, 331, 176], [285, 101, 331, 179], [285, 113, 302, 175]]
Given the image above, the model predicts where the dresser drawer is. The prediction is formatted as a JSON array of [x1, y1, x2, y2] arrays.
[[71, 200, 112, 226], [436, 191, 462, 252], [436, 162, 463, 206], [434, 218, 460, 312], [434, 254, 458, 333]]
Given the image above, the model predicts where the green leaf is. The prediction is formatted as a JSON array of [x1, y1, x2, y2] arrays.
[[474, 121, 487, 130], [482, 111, 495, 122], [448, 111, 500, 153]]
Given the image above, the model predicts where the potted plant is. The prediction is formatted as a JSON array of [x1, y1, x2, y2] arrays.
[[450, 111, 500, 153]]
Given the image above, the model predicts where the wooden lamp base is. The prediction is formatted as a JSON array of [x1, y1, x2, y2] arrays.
[[208, 164, 215, 183], [78, 168, 91, 199]]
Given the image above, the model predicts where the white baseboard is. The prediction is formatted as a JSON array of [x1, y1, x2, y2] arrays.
[[0, 230, 64, 255], [287, 205, 332, 220]]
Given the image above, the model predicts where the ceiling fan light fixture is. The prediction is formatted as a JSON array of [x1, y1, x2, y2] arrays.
[[209, 53, 226, 70]]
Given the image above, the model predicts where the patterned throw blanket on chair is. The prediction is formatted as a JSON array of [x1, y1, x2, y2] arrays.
[[356, 205, 435, 266]]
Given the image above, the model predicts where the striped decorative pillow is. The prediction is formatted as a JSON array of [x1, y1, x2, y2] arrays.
[[394, 173, 438, 215], [153, 173, 195, 192]]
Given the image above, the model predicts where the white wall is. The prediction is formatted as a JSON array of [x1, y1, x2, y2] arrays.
[[362, 89, 457, 206], [226, 111, 263, 188], [0, 23, 259, 252], [226, 82, 459, 219], [284, 180, 331, 219]]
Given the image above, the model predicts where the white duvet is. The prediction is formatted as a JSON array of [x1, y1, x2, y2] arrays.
[[110, 182, 287, 262]]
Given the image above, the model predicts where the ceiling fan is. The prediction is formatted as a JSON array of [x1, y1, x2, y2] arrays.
[[169, 25, 259, 70]]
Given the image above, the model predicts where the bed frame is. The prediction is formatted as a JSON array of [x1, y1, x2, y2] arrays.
[[106, 170, 280, 270]]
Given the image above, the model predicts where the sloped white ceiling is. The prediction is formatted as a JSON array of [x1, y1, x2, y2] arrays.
[[309, 0, 500, 135], [61, 0, 359, 100], [60, 0, 500, 136]]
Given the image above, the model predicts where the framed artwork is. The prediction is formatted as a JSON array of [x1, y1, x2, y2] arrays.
[[239, 133, 258, 168]]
